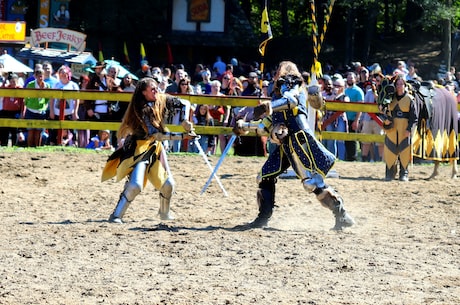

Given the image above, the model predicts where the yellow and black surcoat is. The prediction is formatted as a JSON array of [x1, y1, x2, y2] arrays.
[[383, 93, 417, 170]]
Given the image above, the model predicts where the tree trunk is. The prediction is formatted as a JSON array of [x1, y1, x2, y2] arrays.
[[281, 0, 289, 36], [445, 0, 452, 70], [345, 7, 356, 64]]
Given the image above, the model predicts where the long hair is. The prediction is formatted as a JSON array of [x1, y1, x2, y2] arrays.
[[273, 61, 304, 96], [117, 78, 167, 139]]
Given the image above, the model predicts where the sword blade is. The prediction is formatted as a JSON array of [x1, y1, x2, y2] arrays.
[[200, 135, 237, 195], [194, 137, 228, 197]]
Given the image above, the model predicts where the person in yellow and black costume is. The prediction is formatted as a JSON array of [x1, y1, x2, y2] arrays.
[[381, 76, 418, 182], [102, 78, 196, 223]]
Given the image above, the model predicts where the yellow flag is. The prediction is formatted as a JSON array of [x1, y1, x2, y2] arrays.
[[140, 43, 146, 60], [259, 4, 273, 56], [123, 42, 130, 64], [98, 42, 104, 62]]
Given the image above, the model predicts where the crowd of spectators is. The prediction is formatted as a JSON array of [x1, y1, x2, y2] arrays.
[[319, 59, 460, 162], [1, 55, 459, 161]]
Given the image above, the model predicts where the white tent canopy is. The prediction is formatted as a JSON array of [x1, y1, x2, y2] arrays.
[[0, 54, 33, 73]]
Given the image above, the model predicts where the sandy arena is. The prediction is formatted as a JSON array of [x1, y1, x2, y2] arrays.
[[0, 150, 458, 304]]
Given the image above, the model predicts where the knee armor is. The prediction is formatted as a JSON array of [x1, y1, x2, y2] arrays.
[[302, 172, 326, 192]]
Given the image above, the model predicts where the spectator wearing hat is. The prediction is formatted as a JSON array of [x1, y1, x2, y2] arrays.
[[85, 61, 121, 143], [135, 60, 152, 79], [242, 72, 261, 97], [322, 75, 349, 160], [393, 60, 409, 80], [261, 80, 270, 97], [351, 61, 362, 74], [357, 67, 370, 91], [85, 61, 119, 121], [85, 129, 114, 151]]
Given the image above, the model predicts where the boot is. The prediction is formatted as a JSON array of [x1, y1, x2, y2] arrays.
[[158, 178, 175, 220], [159, 194, 174, 220], [108, 193, 131, 224], [316, 186, 355, 230], [385, 165, 397, 181], [247, 180, 275, 228], [399, 166, 409, 182]]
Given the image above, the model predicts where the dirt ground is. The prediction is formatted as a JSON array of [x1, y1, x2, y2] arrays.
[[0, 149, 458, 305]]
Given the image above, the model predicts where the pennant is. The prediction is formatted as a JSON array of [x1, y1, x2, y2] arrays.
[[166, 42, 174, 65], [123, 42, 130, 64], [98, 42, 104, 62], [140, 43, 146, 60], [258, 2, 273, 56]]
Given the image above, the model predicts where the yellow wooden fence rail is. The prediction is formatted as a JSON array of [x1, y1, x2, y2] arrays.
[[1, 88, 459, 143]]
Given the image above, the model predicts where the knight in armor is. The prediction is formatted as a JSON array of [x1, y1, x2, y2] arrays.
[[381, 76, 418, 181], [101, 78, 196, 223], [233, 61, 355, 230]]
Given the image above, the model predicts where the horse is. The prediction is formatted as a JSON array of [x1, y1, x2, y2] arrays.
[[377, 77, 459, 179]]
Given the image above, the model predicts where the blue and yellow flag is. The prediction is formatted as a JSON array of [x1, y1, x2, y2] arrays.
[[258, 2, 273, 56]]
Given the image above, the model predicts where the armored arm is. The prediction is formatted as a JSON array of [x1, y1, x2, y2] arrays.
[[144, 103, 196, 141], [233, 117, 272, 137], [166, 96, 191, 123], [253, 88, 300, 120]]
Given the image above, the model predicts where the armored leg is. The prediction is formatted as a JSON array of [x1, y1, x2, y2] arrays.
[[315, 186, 355, 230], [109, 180, 142, 223], [385, 165, 397, 181], [399, 165, 409, 182], [109, 161, 146, 223], [158, 177, 175, 220], [248, 177, 276, 228]]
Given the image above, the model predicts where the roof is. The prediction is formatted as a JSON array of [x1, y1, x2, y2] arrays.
[[15, 47, 97, 65]]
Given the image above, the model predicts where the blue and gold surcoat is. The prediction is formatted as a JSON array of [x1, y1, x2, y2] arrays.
[[260, 90, 336, 179]]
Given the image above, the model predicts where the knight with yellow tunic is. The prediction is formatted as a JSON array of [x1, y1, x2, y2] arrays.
[[101, 78, 196, 223], [382, 76, 418, 181]]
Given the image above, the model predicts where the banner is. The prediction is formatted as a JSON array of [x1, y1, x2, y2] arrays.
[[98, 42, 104, 62], [258, 2, 273, 56], [140, 43, 146, 61], [123, 42, 130, 64], [30, 28, 86, 51], [0, 21, 26, 43]]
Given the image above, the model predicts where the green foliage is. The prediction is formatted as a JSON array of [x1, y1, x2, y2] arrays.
[[242, 0, 460, 38]]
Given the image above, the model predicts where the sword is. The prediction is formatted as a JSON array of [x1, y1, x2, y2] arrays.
[[194, 137, 228, 197], [200, 134, 237, 195]]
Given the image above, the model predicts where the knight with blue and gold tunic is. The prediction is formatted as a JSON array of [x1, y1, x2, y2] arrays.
[[234, 61, 355, 230]]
